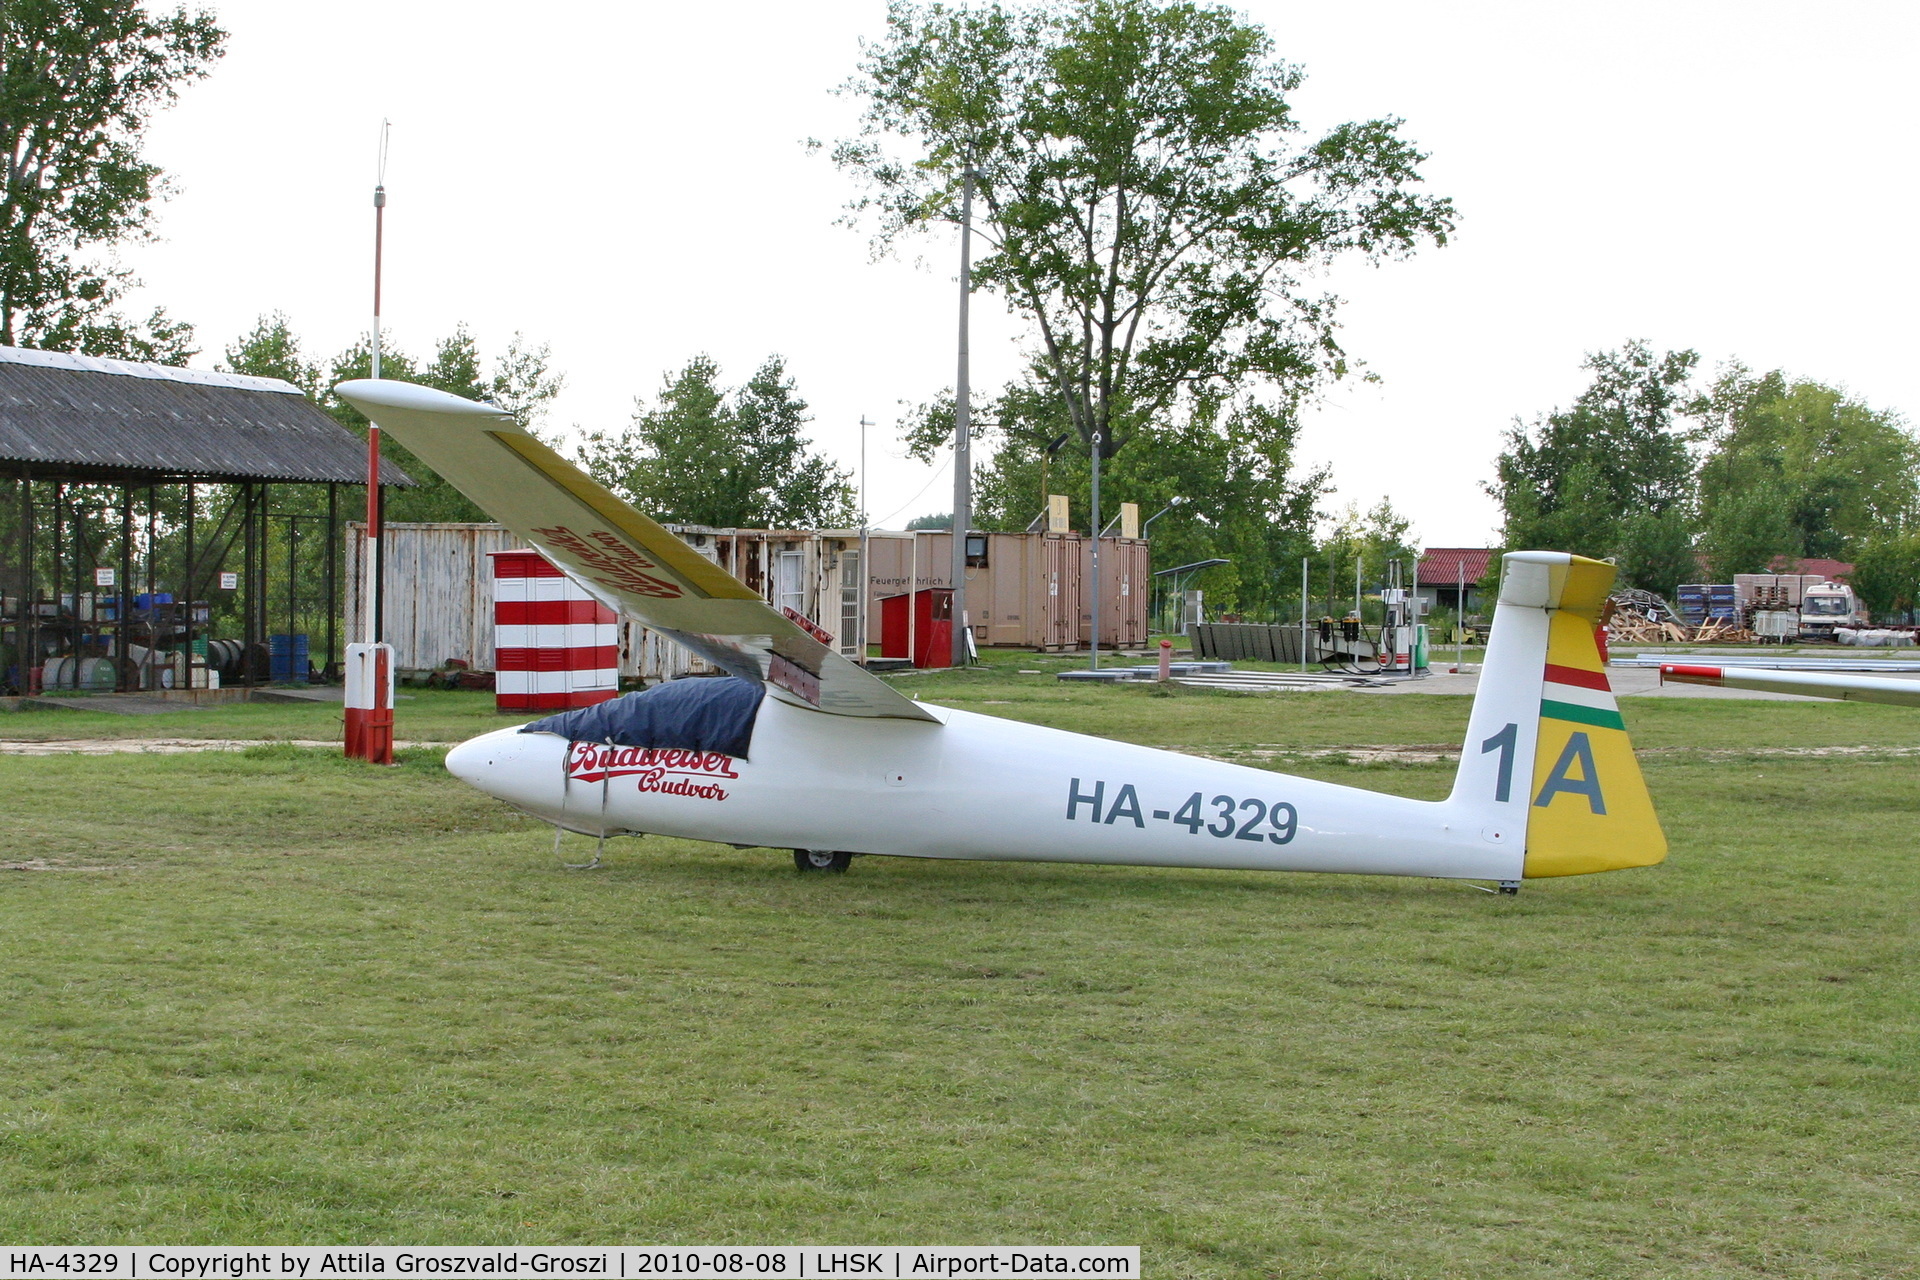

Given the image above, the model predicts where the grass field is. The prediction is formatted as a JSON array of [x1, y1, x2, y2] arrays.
[[4, 671, 1918, 1275]]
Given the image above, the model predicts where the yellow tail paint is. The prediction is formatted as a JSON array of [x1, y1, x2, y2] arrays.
[[1523, 556, 1667, 878]]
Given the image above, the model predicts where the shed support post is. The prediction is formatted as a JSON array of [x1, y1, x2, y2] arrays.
[[15, 473, 31, 695], [287, 506, 297, 680], [243, 483, 256, 689], [183, 483, 195, 693], [259, 485, 271, 683], [326, 483, 338, 680], [145, 485, 157, 684], [51, 484, 62, 686], [119, 486, 133, 690]]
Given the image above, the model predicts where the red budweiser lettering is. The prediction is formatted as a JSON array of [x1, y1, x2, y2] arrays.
[[533, 525, 684, 599], [567, 742, 738, 801], [781, 605, 834, 645]]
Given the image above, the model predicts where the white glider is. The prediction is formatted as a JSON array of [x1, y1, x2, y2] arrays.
[[1660, 663, 1920, 707], [337, 380, 1667, 890]]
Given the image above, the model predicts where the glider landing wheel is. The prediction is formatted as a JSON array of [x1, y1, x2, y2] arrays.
[[794, 848, 853, 874]]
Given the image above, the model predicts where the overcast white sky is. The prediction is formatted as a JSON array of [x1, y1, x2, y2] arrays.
[[124, 0, 1918, 547]]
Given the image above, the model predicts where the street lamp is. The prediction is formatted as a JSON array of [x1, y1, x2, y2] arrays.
[[1142, 495, 1185, 535], [1101, 494, 1182, 538]]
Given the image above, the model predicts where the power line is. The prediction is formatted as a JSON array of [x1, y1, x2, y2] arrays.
[[873, 454, 952, 527]]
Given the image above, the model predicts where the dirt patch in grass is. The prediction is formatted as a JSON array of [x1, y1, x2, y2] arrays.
[[0, 737, 454, 755]]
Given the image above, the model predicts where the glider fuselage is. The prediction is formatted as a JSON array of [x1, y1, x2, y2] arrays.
[[448, 696, 1522, 880]]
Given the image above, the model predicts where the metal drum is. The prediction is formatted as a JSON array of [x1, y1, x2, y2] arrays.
[[43, 656, 118, 690]]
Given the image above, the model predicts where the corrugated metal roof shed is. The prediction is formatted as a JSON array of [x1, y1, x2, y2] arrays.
[[0, 345, 413, 485]]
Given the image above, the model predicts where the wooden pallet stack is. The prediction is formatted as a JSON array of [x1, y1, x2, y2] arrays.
[[1603, 588, 1754, 645]]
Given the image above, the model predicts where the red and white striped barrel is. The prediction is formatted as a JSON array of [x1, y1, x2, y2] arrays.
[[490, 550, 620, 711]]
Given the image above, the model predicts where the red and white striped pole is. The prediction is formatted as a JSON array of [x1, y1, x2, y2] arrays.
[[346, 126, 395, 764]]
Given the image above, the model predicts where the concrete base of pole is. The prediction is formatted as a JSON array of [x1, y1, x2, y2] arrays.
[[344, 641, 396, 764]]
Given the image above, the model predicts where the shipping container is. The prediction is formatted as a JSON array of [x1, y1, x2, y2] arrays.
[[865, 529, 1133, 652], [1083, 537, 1151, 648]]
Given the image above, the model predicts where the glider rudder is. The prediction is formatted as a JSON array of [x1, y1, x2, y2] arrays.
[[1532, 552, 1666, 877]]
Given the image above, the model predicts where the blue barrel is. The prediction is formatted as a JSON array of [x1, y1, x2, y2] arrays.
[[269, 633, 310, 682]]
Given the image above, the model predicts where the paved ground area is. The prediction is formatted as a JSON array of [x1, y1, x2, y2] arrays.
[[13, 694, 207, 714]]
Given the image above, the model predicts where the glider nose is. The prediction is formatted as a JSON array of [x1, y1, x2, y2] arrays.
[[444, 736, 487, 786], [444, 728, 570, 818], [444, 728, 527, 791]]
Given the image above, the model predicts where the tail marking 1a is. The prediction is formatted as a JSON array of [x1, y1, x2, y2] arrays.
[[1535, 732, 1607, 814]]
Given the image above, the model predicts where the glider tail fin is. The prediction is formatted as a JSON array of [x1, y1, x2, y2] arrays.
[[1450, 552, 1666, 878]]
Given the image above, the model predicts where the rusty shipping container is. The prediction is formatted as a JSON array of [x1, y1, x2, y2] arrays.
[[865, 530, 1140, 651], [1082, 537, 1150, 648]]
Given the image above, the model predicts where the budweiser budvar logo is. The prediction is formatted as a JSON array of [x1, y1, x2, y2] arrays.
[[533, 525, 684, 599], [567, 742, 738, 801]]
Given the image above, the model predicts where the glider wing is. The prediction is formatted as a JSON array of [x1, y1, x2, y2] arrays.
[[1661, 663, 1920, 707], [335, 379, 937, 722]]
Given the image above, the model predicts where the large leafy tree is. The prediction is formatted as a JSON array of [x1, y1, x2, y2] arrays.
[[579, 356, 857, 530], [836, 0, 1454, 463], [1850, 532, 1920, 621], [903, 371, 1326, 616], [1490, 341, 1699, 593], [1693, 365, 1917, 568], [0, 0, 223, 357]]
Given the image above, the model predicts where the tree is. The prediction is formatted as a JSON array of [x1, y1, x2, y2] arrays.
[[1614, 509, 1697, 597], [1317, 500, 1416, 616], [1850, 532, 1920, 621], [1695, 477, 1800, 581], [579, 355, 857, 530], [1693, 364, 1918, 563], [1490, 341, 1698, 589], [221, 312, 322, 396], [836, 0, 1453, 463], [0, 0, 224, 356], [905, 512, 953, 530]]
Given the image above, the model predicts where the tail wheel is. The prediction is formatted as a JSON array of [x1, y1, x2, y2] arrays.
[[794, 848, 853, 873]]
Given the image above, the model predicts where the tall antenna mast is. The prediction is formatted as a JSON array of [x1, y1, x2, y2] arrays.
[[365, 118, 390, 655], [347, 119, 396, 766], [372, 120, 389, 379]]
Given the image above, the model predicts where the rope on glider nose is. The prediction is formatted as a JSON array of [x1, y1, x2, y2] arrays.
[[551, 739, 607, 871]]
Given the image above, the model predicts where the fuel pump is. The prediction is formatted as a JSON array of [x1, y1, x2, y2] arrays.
[[1376, 559, 1429, 674]]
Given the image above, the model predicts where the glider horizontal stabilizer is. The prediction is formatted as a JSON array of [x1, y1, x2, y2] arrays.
[[335, 379, 937, 722]]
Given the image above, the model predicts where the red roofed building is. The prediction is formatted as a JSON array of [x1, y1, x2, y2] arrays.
[[1415, 548, 1494, 616], [1773, 556, 1853, 581]]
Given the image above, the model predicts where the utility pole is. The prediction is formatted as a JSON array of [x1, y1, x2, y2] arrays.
[[858, 414, 871, 664], [1089, 431, 1102, 669], [1300, 556, 1310, 673], [951, 167, 974, 668]]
